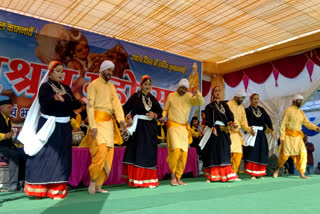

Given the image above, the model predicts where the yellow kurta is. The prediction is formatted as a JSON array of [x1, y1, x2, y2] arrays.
[[163, 91, 204, 152], [190, 126, 199, 138], [86, 77, 124, 148], [227, 100, 251, 153], [0, 113, 10, 141], [80, 76, 125, 186], [278, 105, 318, 156]]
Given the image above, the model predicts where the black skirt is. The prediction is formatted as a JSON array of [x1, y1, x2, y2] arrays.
[[123, 119, 158, 169], [25, 116, 72, 184], [243, 130, 268, 165], [202, 127, 232, 168]]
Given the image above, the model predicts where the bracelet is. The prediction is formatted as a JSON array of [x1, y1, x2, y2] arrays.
[[53, 94, 59, 101]]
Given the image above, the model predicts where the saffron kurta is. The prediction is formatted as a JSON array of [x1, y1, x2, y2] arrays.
[[227, 100, 251, 153], [162, 91, 205, 152], [86, 77, 125, 147], [163, 91, 204, 179], [278, 105, 318, 156], [80, 76, 125, 186]]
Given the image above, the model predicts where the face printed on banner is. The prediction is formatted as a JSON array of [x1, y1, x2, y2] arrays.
[[50, 64, 64, 83], [235, 96, 246, 105], [212, 87, 221, 100], [73, 41, 89, 60], [177, 86, 188, 96], [142, 80, 152, 94], [101, 67, 114, 82], [251, 94, 259, 106]]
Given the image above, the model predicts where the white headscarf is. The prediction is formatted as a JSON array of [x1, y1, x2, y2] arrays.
[[99, 60, 115, 72], [234, 89, 247, 97], [177, 78, 189, 89], [293, 94, 304, 101]]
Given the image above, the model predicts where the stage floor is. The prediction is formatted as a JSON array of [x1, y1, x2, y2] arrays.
[[1, 174, 319, 214]]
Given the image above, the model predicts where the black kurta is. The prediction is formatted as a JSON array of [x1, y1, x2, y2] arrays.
[[122, 91, 162, 169], [243, 106, 273, 165], [203, 101, 234, 168], [25, 79, 81, 184]]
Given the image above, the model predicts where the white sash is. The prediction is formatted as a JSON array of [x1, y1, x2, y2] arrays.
[[199, 120, 225, 150], [18, 70, 71, 156], [242, 126, 264, 147], [127, 115, 153, 136]]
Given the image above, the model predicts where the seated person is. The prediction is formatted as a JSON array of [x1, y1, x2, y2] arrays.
[[314, 162, 320, 175], [75, 104, 88, 134], [0, 99, 25, 192], [157, 121, 167, 144], [189, 116, 203, 158]]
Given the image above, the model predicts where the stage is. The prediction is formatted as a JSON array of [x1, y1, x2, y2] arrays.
[[1, 174, 319, 214]]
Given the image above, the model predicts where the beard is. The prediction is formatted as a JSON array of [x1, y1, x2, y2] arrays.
[[178, 91, 186, 96], [296, 102, 302, 108], [236, 100, 243, 105], [102, 73, 111, 81]]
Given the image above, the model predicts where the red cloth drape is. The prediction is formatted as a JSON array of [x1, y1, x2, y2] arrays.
[[223, 48, 320, 88]]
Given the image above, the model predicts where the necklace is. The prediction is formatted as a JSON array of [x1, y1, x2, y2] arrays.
[[215, 102, 225, 114], [48, 81, 66, 95], [251, 106, 262, 118], [142, 94, 152, 111]]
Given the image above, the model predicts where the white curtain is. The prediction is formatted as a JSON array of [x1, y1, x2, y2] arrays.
[[225, 64, 320, 155]]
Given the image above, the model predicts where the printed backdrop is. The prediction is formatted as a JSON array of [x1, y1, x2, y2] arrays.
[[0, 10, 202, 124]]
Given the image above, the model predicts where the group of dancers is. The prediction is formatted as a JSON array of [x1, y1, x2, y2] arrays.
[[1, 59, 319, 199]]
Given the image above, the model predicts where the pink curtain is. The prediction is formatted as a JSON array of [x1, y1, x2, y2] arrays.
[[69, 147, 198, 187]]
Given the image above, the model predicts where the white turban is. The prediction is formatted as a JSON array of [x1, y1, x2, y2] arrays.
[[99, 60, 115, 72], [177, 78, 189, 89], [234, 89, 247, 97], [293, 94, 304, 101]]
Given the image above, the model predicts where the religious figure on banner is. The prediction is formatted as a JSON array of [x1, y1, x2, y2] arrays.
[[35, 23, 130, 98]]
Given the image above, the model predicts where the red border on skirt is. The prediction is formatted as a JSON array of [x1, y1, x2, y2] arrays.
[[24, 182, 67, 199], [245, 161, 266, 176], [204, 165, 238, 182], [122, 164, 159, 188]]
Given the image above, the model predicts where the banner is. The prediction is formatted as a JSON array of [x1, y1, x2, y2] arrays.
[[0, 10, 202, 124]]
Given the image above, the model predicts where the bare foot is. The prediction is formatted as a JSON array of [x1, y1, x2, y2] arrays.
[[257, 176, 264, 179], [273, 168, 279, 178], [170, 174, 178, 186], [250, 176, 256, 180], [96, 188, 108, 193], [88, 182, 96, 194], [177, 179, 187, 185], [300, 174, 310, 179], [205, 179, 211, 183], [53, 197, 63, 200]]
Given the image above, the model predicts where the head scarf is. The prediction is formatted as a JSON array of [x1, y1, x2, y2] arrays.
[[140, 75, 151, 85], [293, 94, 304, 101], [250, 93, 259, 101], [211, 85, 220, 101], [99, 60, 115, 72], [48, 61, 62, 74], [234, 89, 247, 97], [177, 78, 189, 89]]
